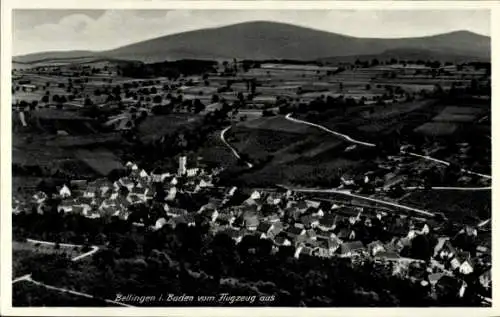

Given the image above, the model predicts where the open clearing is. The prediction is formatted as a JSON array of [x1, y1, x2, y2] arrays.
[[400, 189, 491, 221], [137, 113, 199, 142], [414, 122, 460, 136]]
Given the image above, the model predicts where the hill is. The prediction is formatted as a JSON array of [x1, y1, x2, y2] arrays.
[[14, 21, 490, 63]]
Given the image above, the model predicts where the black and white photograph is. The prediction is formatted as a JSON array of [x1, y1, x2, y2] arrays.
[[4, 4, 493, 311]]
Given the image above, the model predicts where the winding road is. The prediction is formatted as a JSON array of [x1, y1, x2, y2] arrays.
[[285, 113, 492, 181], [403, 186, 491, 191], [26, 238, 100, 262], [285, 113, 377, 147], [281, 185, 435, 217], [220, 126, 254, 168], [12, 239, 132, 307]]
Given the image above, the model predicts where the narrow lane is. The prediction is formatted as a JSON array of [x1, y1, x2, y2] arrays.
[[284, 186, 435, 217], [285, 113, 491, 180], [220, 126, 253, 168]]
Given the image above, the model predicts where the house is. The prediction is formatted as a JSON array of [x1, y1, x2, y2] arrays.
[[266, 193, 282, 205], [186, 168, 200, 177], [267, 213, 281, 223], [70, 180, 88, 191], [119, 177, 135, 191], [226, 186, 238, 197], [99, 198, 117, 210], [115, 196, 130, 210], [257, 222, 274, 238], [294, 245, 314, 259], [318, 201, 334, 213], [374, 251, 400, 261], [216, 213, 235, 226], [59, 184, 71, 198], [58, 200, 73, 213], [32, 191, 48, 204], [127, 195, 143, 205], [286, 227, 306, 240], [340, 174, 355, 186], [437, 240, 457, 261], [244, 215, 260, 231], [428, 273, 444, 287], [166, 207, 188, 218], [243, 197, 259, 207], [154, 218, 167, 230], [200, 208, 219, 223], [336, 227, 356, 241], [267, 222, 283, 239], [433, 237, 449, 258], [318, 214, 337, 232], [306, 229, 317, 241], [198, 178, 212, 188], [459, 259, 474, 275], [450, 252, 474, 275], [170, 177, 178, 186], [249, 190, 261, 200], [326, 238, 341, 255], [367, 240, 386, 256], [311, 238, 340, 258], [21, 84, 37, 92], [73, 199, 93, 212], [316, 231, 336, 241], [295, 200, 308, 212], [339, 241, 366, 257], [83, 186, 98, 198], [221, 228, 245, 244], [274, 236, 292, 247], [305, 200, 321, 209], [479, 269, 491, 290], [312, 245, 330, 258], [408, 221, 430, 238], [139, 169, 149, 179], [129, 187, 149, 200], [184, 214, 196, 227], [166, 186, 177, 201], [93, 179, 113, 195], [300, 214, 320, 228], [284, 207, 301, 221]]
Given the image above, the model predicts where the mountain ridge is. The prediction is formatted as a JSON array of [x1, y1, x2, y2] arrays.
[[13, 21, 490, 64]]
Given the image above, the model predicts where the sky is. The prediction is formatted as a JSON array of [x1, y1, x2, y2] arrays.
[[13, 9, 491, 56]]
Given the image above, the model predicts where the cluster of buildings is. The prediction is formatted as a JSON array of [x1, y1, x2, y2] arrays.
[[13, 153, 491, 301], [13, 156, 211, 221]]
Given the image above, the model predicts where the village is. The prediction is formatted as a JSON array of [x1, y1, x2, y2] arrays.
[[12, 151, 492, 303]]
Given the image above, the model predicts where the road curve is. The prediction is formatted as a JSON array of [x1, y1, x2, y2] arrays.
[[404, 186, 491, 191], [12, 239, 125, 306], [477, 218, 490, 228], [220, 126, 253, 168], [285, 113, 491, 180], [26, 238, 100, 262], [27, 276, 134, 307], [284, 186, 435, 217], [285, 113, 376, 147], [401, 151, 492, 180]]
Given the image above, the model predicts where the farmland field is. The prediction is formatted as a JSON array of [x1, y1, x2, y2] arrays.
[[12, 242, 86, 279], [137, 113, 199, 142], [400, 189, 491, 221], [237, 116, 313, 133], [75, 149, 124, 175], [228, 127, 307, 161], [414, 122, 460, 136]]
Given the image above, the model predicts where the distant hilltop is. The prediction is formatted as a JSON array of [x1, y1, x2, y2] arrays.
[[13, 21, 490, 64]]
